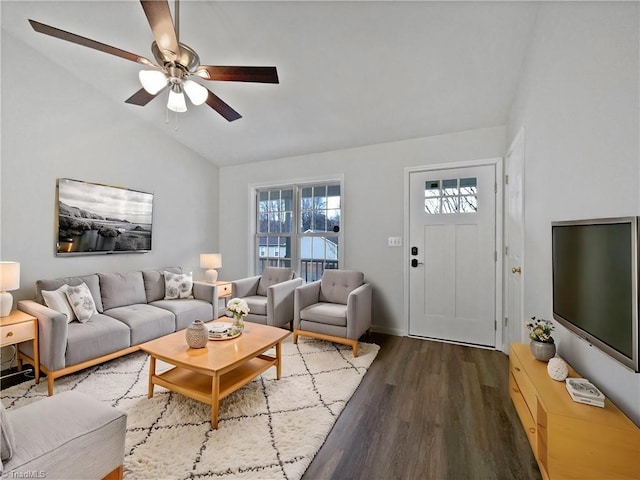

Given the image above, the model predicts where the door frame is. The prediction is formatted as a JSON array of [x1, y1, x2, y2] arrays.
[[503, 128, 526, 353], [403, 158, 504, 349]]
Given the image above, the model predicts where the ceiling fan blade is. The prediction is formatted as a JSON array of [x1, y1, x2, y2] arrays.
[[140, 0, 179, 62], [196, 66, 279, 84], [28, 19, 154, 66], [125, 87, 162, 106], [205, 90, 242, 122]]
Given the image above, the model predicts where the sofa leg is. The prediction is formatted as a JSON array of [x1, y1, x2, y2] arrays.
[[102, 465, 123, 480], [47, 376, 55, 396], [293, 330, 299, 344]]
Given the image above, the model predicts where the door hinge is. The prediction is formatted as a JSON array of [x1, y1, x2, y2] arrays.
[[504, 317, 508, 327], [505, 174, 509, 184], [495, 182, 497, 193], [494, 251, 497, 262], [505, 245, 509, 256], [494, 319, 497, 331]]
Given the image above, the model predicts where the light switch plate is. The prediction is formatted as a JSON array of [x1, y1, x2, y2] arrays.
[[388, 236, 402, 247]]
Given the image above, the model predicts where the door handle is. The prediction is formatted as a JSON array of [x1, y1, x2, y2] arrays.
[[512, 267, 522, 274], [411, 259, 424, 268]]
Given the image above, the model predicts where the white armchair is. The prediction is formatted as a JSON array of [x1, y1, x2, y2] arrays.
[[293, 269, 372, 356], [231, 267, 302, 328]]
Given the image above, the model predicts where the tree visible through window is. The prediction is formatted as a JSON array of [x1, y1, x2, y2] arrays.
[[424, 177, 477, 214], [256, 182, 341, 281]]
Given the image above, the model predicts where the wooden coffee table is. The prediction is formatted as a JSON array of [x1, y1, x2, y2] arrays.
[[140, 320, 290, 429]]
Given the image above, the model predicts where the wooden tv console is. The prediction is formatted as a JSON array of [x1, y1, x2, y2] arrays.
[[509, 343, 640, 480]]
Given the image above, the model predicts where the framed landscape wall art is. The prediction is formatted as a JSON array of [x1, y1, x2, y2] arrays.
[[55, 178, 154, 256]]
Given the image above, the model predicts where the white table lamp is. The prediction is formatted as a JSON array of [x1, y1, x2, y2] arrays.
[[200, 254, 222, 283], [0, 262, 20, 317]]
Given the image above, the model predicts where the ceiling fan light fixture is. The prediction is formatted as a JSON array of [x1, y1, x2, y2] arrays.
[[183, 80, 208, 106], [167, 89, 187, 112], [139, 70, 167, 94]]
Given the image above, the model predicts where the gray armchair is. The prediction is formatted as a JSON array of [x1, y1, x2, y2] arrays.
[[231, 267, 302, 328], [293, 269, 372, 356]]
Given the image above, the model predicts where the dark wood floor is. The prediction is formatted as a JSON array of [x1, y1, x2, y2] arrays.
[[303, 333, 542, 480]]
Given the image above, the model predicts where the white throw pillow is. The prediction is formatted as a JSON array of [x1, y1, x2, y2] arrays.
[[65, 282, 98, 322], [164, 271, 194, 299], [42, 284, 77, 323]]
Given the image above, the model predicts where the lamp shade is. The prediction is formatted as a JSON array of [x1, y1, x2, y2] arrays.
[[139, 70, 167, 94], [0, 262, 20, 292], [167, 90, 187, 112], [184, 80, 208, 106], [200, 254, 222, 269], [0, 262, 20, 317]]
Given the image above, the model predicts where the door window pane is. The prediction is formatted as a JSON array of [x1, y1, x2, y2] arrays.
[[424, 177, 478, 215]]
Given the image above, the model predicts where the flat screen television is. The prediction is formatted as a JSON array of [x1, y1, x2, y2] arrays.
[[552, 217, 639, 372], [56, 178, 153, 255]]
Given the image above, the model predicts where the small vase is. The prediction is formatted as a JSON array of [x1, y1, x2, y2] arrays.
[[233, 314, 245, 331], [186, 320, 208, 348], [530, 339, 556, 362]]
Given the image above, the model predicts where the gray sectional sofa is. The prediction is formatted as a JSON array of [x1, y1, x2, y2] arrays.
[[17, 268, 217, 395]]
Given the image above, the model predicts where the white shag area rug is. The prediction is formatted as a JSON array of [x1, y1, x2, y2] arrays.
[[1, 336, 379, 480]]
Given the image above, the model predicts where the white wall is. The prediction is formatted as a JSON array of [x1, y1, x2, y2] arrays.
[[508, 2, 640, 424], [219, 126, 506, 336], [1, 32, 220, 302]]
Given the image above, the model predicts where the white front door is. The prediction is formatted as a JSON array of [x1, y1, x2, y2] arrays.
[[409, 164, 497, 346]]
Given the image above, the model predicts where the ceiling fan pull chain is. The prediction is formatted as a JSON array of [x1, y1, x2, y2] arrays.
[[174, 110, 179, 131]]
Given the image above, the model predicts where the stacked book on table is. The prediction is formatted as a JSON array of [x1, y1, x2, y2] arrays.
[[565, 378, 605, 408]]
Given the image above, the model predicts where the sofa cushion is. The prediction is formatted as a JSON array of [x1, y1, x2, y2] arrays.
[[151, 299, 214, 331], [65, 314, 131, 367], [300, 302, 348, 327], [99, 271, 146, 310], [3, 391, 127, 479], [105, 304, 175, 345], [36, 274, 104, 313], [243, 295, 268, 316], [41, 284, 76, 323], [257, 267, 294, 296], [65, 282, 98, 322], [164, 271, 194, 299], [319, 270, 364, 305], [1, 402, 15, 461], [142, 268, 182, 303]]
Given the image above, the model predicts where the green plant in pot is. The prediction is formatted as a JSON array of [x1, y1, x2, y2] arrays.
[[526, 316, 556, 362]]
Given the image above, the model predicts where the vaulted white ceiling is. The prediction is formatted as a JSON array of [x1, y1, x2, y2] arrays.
[[2, 1, 540, 166]]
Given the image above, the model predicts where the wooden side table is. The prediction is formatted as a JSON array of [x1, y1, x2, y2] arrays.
[[1, 310, 39, 383], [214, 281, 232, 319]]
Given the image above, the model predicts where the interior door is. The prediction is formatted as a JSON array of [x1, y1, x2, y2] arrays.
[[504, 130, 525, 350], [409, 164, 496, 346]]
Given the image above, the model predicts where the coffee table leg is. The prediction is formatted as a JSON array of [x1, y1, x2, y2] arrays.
[[276, 341, 282, 380], [211, 373, 220, 429], [148, 356, 156, 399]]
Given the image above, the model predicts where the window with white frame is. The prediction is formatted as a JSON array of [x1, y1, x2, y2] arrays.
[[255, 182, 341, 282]]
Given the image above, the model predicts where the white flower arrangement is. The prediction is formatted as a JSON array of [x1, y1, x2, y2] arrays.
[[226, 298, 250, 319], [526, 316, 555, 343]]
